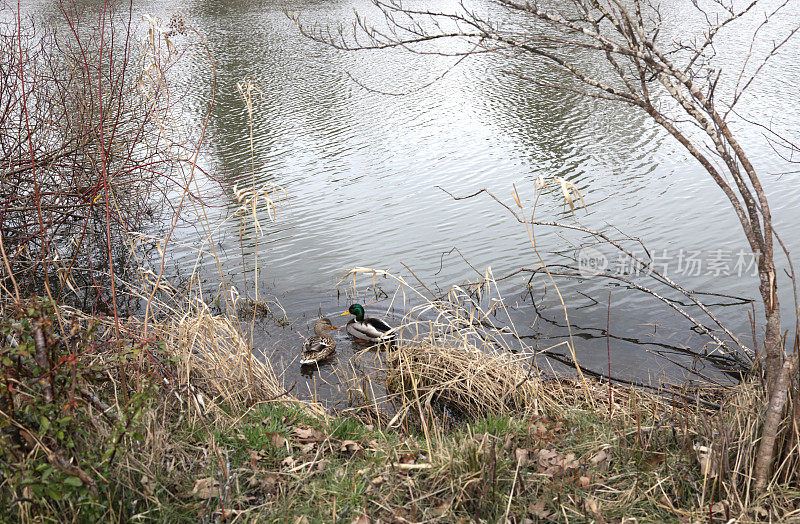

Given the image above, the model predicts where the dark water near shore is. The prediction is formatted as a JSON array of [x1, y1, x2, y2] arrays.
[[18, 0, 800, 404]]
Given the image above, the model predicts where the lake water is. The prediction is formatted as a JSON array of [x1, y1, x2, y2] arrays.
[[19, 0, 800, 403]]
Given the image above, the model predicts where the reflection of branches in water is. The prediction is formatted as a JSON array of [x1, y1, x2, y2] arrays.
[[424, 238, 752, 376], [450, 262, 752, 309], [435, 246, 484, 278], [552, 250, 754, 306], [431, 254, 752, 372], [528, 265, 753, 314], [438, 186, 754, 361], [646, 349, 744, 386], [523, 280, 749, 372]]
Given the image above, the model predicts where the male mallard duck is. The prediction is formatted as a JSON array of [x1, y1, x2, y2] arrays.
[[340, 304, 395, 343], [300, 318, 339, 365]]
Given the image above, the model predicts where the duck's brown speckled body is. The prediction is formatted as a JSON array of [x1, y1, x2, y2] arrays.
[[300, 318, 338, 365]]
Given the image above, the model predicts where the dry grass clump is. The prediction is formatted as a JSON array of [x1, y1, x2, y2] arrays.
[[340, 268, 550, 421], [386, 339, 542, 419], [692, 380, 800, 506], [158, 303, 285, 407]]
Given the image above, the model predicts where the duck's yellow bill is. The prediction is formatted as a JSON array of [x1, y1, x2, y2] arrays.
[[340, 311, 349, 316]]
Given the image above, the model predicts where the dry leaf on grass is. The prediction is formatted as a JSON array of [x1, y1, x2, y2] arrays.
[[531, 421, 548, 435], [371, 475, 386, 486], [249, 472, 279, 492], [515, 448, 530, 467], [294, 426, 325, 440], [563, 453, 580, 471], [536, 448, 560, 470], [534, 448, 581, 477], [397, 453, 416, 465], [140, 474, 156, 497], [267, 431, 287, 448], [503, 433, 514, 451], [341, 440, 362, 453], [432, 498, 451, 516], [583, 497, 606, 524], [191, 477, 219, 499], [590, 449, 611, 471], [528, 501, 552, 519]]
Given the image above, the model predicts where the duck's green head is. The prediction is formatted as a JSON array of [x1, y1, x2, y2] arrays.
[[341, 303, 365, 321]]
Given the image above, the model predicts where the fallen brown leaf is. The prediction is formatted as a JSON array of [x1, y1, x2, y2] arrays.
[[503, 433, 514, 451], [251, 472, 279, 493], [563, 452, 580, 471], [267, 431, 287, 449], [590, 449, 611, 471], [528, 500, 552, 519], [537, 448, 560, 468], [584, 497, 606, 524], [341, 440, 362, 453], [191, 477, 219, 499], [514, 448, 530, 467], [294, 426, 325, 441], [398, 453, 416, 465], [371, 475, 386, 486], [140, 474, 155, 497], [432, 498, 451, 516]]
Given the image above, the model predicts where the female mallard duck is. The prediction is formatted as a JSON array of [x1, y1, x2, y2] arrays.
[[340, 304, 395, 343], [300, 318, 339, 365]]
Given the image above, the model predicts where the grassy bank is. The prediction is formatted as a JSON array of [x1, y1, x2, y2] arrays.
[[2, 299, 799, 523]]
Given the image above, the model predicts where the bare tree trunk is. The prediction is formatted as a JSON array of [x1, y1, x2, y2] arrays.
[[761, 266, 783, 394], [754, 351, 797, 490]]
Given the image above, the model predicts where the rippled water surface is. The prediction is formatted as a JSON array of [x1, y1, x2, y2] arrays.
[[20, 0, 800, 401]]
